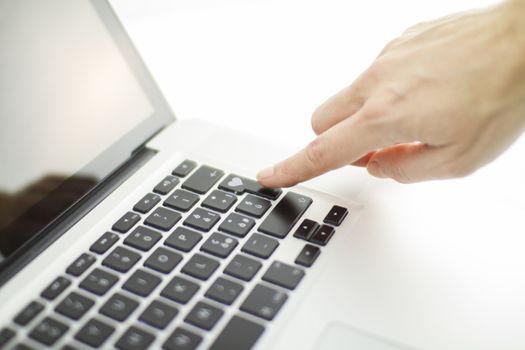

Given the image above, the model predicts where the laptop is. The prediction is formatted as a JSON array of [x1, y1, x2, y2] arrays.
[[5, 1, 524, 350]]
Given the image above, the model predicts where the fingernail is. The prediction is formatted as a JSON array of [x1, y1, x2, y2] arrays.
[[257, 166, 274, 180], [367, 161, 385, 178]]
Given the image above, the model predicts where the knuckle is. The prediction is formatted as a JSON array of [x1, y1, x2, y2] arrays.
[[355, 99, 397, 143], [357, 87, 414, 144], [363, 62, 384, 83], [358, 100, 386, 121], [380, 85, 407, 107]]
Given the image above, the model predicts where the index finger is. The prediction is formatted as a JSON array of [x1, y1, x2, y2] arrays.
[[257, 109, 392, 188]]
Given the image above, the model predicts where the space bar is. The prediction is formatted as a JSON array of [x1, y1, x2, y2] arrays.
[[209, 316, 265, 350], [258, 192, 312, 238]]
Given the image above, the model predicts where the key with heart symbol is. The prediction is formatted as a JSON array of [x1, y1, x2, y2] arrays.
[[219, 174, 282, 200]]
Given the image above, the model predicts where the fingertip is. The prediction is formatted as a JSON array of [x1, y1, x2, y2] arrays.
[[257, 165, 285, 188], [256, 166, 274, 181], [257, 163, 301, 188], [311, 104, 326, 135]]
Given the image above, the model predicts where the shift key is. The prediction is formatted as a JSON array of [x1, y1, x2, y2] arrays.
[[258, 192, 312, 238]]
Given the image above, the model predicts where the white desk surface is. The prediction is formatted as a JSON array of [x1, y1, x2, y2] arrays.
[[110, 1, 525, 349]]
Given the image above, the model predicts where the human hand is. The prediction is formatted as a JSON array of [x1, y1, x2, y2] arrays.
[[257, 1, 525, 187]]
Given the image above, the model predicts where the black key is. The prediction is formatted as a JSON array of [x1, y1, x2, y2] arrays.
[[163, 327, 202, 350], [259, 192, 312, 238], [133, 193, 161, 214], [202, 190, 237, 213], [164, 189, 199, 212], [182, 165, 224, 194], [218, 212, 254, 237], [145, 207, 181, 231], [240, 284, 287, 321], [184, 208, 220, 232], [80, 268, 118, 296], [241, 233, 279, 259], [200, 232, 238, 258], [14, 301, 44, 326], [224, 254, 262, 281], [154, 175, 179, 195], [0, 328, 15, 347], [293, 219, 319, 241], [295, 244, 321, 267], [75, 318, 114, 348], [115, 326, 155, 350], [262, 261, 305, 290], [165, 227, 202, 252], [219, 174, 282, 200], [29, 317, 68, 346], [139, 300, 178, 329], [209, 315, 265, 350], [103, 246, 141, 273], [324, 205, 348, 226], [100, 293, 139, 321], [310, 224, 335, 246], [123, 269, 161, 297], [172, 159, 197, 177], [124, 226, 162, 251], [205, 277, 243, 305], [61, 345, 79, 350], [90, 231, 119, 254], [13, 344, 33, 350], [113, 212, 141, 233], [66, 253, 96, 277], [184, 301, 223, 330], [181, 254, 220, 281], [41, 276, 71, 301], [55, 292, 94, 320], [236, 194, 271, 218], [161, 276, 200, 304], [144, 247, 183, 273]]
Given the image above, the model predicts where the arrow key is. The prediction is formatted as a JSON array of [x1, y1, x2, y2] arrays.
[[295, 244, 321, 267], [323, 205, 348, 226]]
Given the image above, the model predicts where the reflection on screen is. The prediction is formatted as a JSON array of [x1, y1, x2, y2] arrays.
[[0, 0, 155, 260]]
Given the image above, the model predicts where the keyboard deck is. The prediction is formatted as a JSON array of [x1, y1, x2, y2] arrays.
[[0, 159, 349, 350]]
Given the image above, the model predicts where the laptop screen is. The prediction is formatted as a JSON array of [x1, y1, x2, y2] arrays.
[[0, 1, 174, 267]]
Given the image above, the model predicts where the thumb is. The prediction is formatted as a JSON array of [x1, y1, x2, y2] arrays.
[[366, 143, 453, 183]]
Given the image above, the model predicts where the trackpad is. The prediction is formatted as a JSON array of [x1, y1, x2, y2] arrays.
[[315, 322, 411, 350]]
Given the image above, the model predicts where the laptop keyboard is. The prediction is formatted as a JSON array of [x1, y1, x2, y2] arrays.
[[1, 159, 349, 350]]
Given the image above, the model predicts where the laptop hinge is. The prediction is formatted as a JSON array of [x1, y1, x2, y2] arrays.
[[131, 126, 165, 155]]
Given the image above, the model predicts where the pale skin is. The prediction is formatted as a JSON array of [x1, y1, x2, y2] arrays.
[[257, 0, 525, 187]]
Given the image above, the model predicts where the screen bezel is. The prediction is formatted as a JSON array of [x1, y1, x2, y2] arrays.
[[0, 0, 175, 283], [88, 0, 176, 164]]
